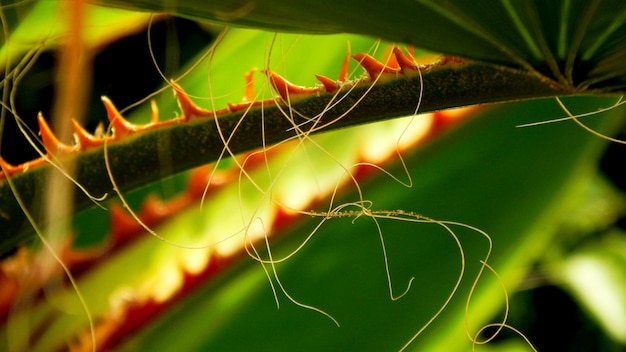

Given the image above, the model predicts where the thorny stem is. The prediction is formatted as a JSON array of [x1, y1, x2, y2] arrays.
[[0, 60, 570, 253]]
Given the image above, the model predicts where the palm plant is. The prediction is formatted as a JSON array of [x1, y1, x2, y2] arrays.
[[1, 0, 625, 351]]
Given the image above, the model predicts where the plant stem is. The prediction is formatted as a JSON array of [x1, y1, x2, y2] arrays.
[[0, 60, 571, 253]]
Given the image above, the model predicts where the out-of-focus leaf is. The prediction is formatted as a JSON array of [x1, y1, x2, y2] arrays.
[[0, 0, 151, 68], [539, 169, 626, 344], [556, 234, 626, 343], [98, 0, 626, 92], [115, 97, 625, 351]]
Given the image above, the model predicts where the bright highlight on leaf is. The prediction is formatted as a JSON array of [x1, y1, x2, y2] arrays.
[[561, 245, 626, 343]]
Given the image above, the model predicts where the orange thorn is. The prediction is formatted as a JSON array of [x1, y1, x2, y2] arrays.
[[408, 46, 415, 57], [352, 53, 400, 80], [38, 113, 76, 155], [187, 165, 233, 199], [315, 74, 339, 92], [140, 195, 169, 223], [392, 47, 421, 72], [227, 101, 251, 113], [439, 56, 466, 66], [228, 100, 267, 113], [313, 44, 354, 93], [338, 42, 351, 82], [93, 122, 106, 138], [170, 81, 212, 120], [72, 119, 105, 150], [226, 68, 263, 113], [101, 97, 138, 139], [263, 70, 320, 101], [150, 100, 159, 124], [386, 47, 400, 69], [109, 203, 143, 242], [140, 193, 192, 224], [0, 156, 20, 178], [1, 158, 46, 178], [242, 68, 257, 104]]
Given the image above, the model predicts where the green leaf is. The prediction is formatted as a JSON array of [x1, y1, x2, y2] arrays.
[[98, 0, 626, 91], [115, 97, 625, 351], [0, 0, 150, 68]]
